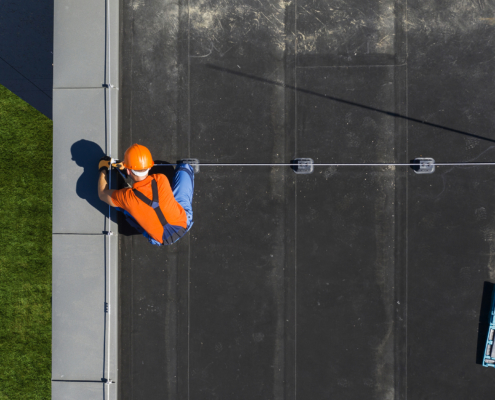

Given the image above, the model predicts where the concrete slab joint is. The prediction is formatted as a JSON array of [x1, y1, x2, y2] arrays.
[[52, 0, 119, 398]]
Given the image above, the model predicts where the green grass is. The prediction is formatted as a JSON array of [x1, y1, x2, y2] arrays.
[[0, 85, 52, 399]]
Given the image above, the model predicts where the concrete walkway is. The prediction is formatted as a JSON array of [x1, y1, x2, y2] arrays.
[[51, 0, 119, 398]]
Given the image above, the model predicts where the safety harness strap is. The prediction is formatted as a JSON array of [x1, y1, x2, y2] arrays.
[[132, 178, 168, 226]]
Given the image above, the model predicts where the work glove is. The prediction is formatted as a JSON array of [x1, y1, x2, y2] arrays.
[[112, 159, 128, 178], [112, 159, 125, 171], [99, 156, 111, 172]]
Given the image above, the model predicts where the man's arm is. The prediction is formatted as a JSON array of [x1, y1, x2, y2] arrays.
[[98, 170, 117, 207]]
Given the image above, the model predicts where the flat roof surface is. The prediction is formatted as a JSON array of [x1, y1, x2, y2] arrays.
[[119, 0, 495, 398]]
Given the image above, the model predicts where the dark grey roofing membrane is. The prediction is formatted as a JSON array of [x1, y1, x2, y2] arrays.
[[118, 0, 495, 399]]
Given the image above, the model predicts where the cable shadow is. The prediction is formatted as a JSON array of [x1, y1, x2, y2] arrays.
[[205, 64, 495, 145], [102, 236, 108, 390], [476, 281, 494, 364]]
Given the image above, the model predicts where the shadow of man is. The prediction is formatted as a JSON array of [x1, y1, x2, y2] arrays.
[[70, 142, 180, 236], [150, 160, 176, 183], [70, 139, 117, 224]]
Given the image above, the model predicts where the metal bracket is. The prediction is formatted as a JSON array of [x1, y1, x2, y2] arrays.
[[102, 83, 114, 88], [291, 158, 314, 174], [179, 158, 200, 173], [412, 157, 435, 174], [105, 302, 110, 314]]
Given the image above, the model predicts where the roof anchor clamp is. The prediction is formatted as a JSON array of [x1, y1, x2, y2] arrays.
[[412, 157, 435, 174], [179, 158, 200, 173], [291, 158, 314, 174]]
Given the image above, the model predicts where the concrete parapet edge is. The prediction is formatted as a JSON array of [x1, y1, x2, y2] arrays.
[[52, 0, 119, 397]]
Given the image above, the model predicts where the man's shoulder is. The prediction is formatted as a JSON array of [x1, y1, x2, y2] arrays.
[[116, 186, 132, 193], [111, 186, 133, 208], [150, 173, 171, 187], [150, 173, 165, 181], [114, 186, 136, 199]]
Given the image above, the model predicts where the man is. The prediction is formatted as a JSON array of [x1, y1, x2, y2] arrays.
[[98, 143, 194, 245]]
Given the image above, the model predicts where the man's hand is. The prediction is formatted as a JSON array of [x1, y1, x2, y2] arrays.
[[99, 156, 112, 172], [112, 159, 126, 171]]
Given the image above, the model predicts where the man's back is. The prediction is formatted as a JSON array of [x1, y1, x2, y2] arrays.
[[111, 174, 187, 243]]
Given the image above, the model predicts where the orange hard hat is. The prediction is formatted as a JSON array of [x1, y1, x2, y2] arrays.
[[123, 144, 154, 170]]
